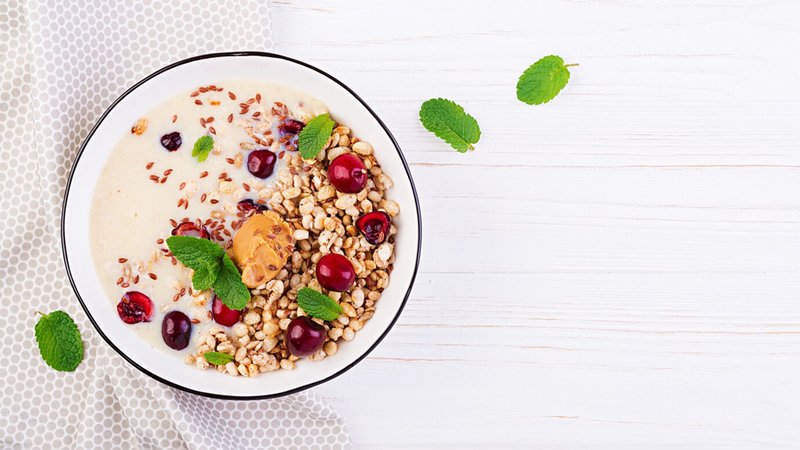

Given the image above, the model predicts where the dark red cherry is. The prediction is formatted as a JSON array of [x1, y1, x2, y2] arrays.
[[327, 154, 367, 193], [212, 296, 241, 327], [162, 311, 192, 350], [356, 211, 391, 245], [285, 316, 326, 357], [237, 199, 268, 215], [116, 291, 154, 324], [247, 149, 277, 178], [171, 221, 210, 239], [278, 119, 305, 135], [316, 253, 356, 292], [160, 132, 182, 151]]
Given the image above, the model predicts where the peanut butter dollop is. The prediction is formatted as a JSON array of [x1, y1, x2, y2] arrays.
[[231, 211, 294, 288]]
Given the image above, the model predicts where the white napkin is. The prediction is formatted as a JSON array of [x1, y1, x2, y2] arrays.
[[0, 1, 350, 448]]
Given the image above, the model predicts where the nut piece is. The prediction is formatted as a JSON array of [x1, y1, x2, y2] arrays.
[[131, 118, 148, 135]]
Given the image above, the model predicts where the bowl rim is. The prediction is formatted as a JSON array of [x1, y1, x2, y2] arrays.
[[60, 51, 422, 400]]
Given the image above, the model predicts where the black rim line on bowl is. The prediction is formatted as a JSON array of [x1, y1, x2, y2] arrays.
[[60, 51, 422, 400]]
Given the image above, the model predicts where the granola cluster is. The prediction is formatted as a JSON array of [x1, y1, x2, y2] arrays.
[[185, 125, 398, 376]]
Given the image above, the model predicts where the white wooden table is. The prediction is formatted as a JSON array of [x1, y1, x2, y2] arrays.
[[273, 1, 800, 447]]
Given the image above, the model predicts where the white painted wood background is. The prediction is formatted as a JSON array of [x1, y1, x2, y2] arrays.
[[272, 1, 800, 447]]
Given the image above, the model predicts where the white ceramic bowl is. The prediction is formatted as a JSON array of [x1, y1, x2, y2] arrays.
[[62, 52, 421, 399]]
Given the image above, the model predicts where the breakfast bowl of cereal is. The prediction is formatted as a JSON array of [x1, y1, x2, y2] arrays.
[[62, 52, 421, 399]]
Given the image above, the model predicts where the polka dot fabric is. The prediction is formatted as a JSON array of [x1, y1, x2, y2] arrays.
[[0, 1, 351, 448]]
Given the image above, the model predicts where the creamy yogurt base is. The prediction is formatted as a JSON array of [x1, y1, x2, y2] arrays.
[[90, 80, 326, 355]]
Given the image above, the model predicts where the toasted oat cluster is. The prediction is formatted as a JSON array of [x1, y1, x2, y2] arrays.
[[184, 126, 399, 376]]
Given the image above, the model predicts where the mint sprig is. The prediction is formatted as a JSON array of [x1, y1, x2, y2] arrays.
[[419, 98, 481, 152], [203, 351, 234, 365], [516, 55, 576, 105], [298, 113, 335, 159], [166, 236, 250, 310], [192, 135, 214, 162], [296, 288, 343, 321], [35, 310, 84, 372]]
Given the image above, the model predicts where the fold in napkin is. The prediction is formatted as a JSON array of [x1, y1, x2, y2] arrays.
[[0, 1, 350, 448]]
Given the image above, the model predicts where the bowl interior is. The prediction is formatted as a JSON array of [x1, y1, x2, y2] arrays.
[[63, 53, 420, 399]]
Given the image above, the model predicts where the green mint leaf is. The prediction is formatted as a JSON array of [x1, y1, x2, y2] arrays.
[[192, 135, 214, 162], [419, 98, 481, 153], [167, 235, 224, 290], [298, 113, 335, 159], [35, 311, 84, 372], [516, 55, 575, 105], [166, 235, 224, 270], [212, 254, 250, 311], [203, 351, 234, 365], [296, 287, 342, 321], [191, 259, 220, 291]]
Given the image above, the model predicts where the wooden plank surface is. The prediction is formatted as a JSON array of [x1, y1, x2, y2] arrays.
[[272, 1, 800, 447]]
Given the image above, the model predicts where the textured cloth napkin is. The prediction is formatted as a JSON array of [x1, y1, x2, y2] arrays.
[[0, 1, 350, 448]]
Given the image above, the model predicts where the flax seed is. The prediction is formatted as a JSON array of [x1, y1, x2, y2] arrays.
[[146, 161, 154, 170], [191, 318, 201, 324], [163, 169, 173, 176], [256, 93, 261, 103], [191, 91, 199, 97], [209, 126, 216, 135], [178, 198, 185, 208], [133, 275, 140, 284], [200, 193, 207, 202], [116, 277, 124, 285], [156, 238, 164, 244], [121, 283, 130, 288], [172, 114, 177, 123], [243, 183, 250, 192], [148, 273, 158, 280], [200, 117, 206, 127], [210, 199, 219, 204], [226, 157, 234, 164], [195, 99, 203, 105], [179, 182, 186, 190], [118, 258, 128, 263], [219, 172, 228, 179], [247, 98, 255, 105], [199, 87, 208, 93], [252, 111, 261, 118], [171, 257, 177, 265], [228, 92, 237, 100], [160, 177, 167, 184], [200, 171, 208, 178], [227, 114, 233, 123], [169, 219, 178, 227]]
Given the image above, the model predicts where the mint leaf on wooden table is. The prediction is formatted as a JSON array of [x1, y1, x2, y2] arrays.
[[211, 254, 251, 310], [516, 55, 577, 105], [298, 113, 335, 159], [167, 236, 250, 310], [296, 287, 343, 321], [203, 351, 234, 365], [35, 310, 84, 372], [419, 98, 481, 152], [192, 135, 214, 162]]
